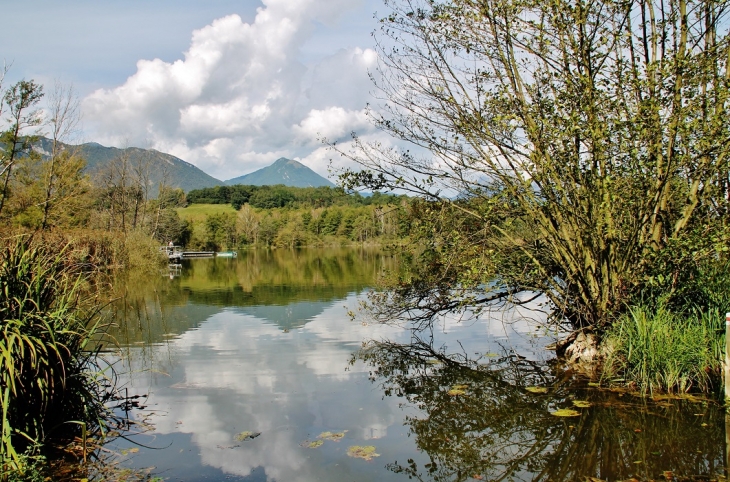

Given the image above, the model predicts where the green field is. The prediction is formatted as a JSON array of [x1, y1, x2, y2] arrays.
[[177, 204, 236, 222]]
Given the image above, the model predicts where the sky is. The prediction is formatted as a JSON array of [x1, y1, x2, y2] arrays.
[[0, 0, 390, 181]]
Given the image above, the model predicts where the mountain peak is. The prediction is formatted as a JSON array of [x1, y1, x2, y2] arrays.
[[225, 158, 333, 187]]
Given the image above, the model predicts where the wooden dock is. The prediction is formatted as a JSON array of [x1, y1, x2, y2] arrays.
[[161, 246, 214, 261], [182, 251, 215, 258]]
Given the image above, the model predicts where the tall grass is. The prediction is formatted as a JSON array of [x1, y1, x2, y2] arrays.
[[0, 237, 113, 476], [603, 305, 723, 394]]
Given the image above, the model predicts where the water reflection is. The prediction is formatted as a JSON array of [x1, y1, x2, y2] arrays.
[[108, 248, 392, 345], [104, 250, 725, 481], [355, 334, 725, 481]]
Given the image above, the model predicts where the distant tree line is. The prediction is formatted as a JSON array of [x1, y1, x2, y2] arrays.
[[187, 184, 407, 210], [187, 201, 413, 251]]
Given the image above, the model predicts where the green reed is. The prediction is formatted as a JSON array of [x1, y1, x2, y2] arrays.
[[603, 305, 723, 394], [0, 236, 111, 477]]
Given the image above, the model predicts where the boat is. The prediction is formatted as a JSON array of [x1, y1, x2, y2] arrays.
[[216, 251, 238, 258]]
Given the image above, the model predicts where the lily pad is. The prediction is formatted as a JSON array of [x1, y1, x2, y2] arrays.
[[550, 409, 580, 417], [572, 400, 592, 408], [526, 386, 548, 394], [318, 430, 347, 441], [447, 387, 467, 396], [347, 445, 380, 461], [235, 431, 261, 441], [302, 440, 323, 448]]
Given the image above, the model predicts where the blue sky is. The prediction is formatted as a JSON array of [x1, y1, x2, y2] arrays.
[[1, 0, 389, 180]]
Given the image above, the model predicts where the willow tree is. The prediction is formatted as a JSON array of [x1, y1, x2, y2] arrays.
[[338, 0, 730, 330]]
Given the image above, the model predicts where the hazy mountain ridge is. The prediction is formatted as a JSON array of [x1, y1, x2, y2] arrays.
[[32, 138, 224, 195], [224, 157, 333, 188], [32, 139, 332, 193]]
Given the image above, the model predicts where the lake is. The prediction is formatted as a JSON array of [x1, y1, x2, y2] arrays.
[[102, 248, 726, 481]]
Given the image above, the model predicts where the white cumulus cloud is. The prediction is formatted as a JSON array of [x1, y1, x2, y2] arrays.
[[82, 0, 380, 181]]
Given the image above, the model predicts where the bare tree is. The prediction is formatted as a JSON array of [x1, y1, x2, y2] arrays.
[[131, 151, 152, 230]]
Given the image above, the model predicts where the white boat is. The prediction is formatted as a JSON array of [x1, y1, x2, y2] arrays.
[[216, 251, 238, 258]]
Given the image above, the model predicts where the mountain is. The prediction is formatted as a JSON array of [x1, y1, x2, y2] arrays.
[[224, 157, 333, 187], [33, 138, 224, 194]]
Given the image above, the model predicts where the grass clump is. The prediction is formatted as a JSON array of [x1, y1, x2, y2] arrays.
[[603, 305, 722, 394], [0, 236, 113, 476]]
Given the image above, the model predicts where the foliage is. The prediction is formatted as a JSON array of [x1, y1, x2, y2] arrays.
[[0, 237, 112, 472], [603, 305, 723, 394], [9, 150, 91, 229], [187, 184, 407, 210], [178, 202, 411, 249], [334, 0, 730, 331], [204, 212, 237, 251], [0, 80, 44, 219], [0, 448, 46, 482], [152, 208, 191, 247], [635, 225, 730, 315]]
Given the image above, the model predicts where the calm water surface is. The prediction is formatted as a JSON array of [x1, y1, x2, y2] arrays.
[[106, 249, 726, 481]]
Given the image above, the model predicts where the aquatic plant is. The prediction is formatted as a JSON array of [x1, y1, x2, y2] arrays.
[[347, 445, 380, 460], [234, 431, 261, 441], [549, 409, 581, 417], [317, 431, 347, 442], [0, 237, 111, 475], [603, 305, 723, 394]]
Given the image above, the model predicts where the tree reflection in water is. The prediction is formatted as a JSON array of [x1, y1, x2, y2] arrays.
[[353, 334, 724, 482]]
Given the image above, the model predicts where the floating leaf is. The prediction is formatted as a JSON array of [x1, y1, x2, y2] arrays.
[[235, 431, 261, 441], [550, 409, 580, 417], [302, 440, 323, 448], [318, 430, 347, 441], [347, 445, 380, 460], [572, 400, 592, 408], [447, 388, 467, 396], [526, 386, 548, 394]]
